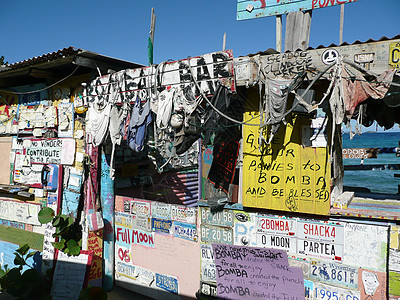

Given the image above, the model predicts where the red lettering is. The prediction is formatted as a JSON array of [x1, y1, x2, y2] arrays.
[[312, 0, 318, 9], [116, 227, 122, 241]]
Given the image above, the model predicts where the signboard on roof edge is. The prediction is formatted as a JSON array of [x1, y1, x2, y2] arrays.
[[237, 0, 358, 20], [84, 50, 235, 104]]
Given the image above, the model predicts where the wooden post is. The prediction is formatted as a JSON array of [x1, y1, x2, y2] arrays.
[[222, 32, 227, 51], [150, 8, 156, 47], [276, 15, 282, 53], [148, 8, 156, 65], [339, 4, 344, 44], [285, 10, 312, 52]]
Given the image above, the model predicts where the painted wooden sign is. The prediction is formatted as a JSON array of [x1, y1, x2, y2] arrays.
[[84, 50, 235, 103], [236, 39, 400, 86], [389, 41, 400, 69], [23, 138, 76, 165], [237, 0, 358, 20], [242, 113, 331, 215]]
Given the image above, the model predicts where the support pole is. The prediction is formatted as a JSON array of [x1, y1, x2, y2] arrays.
[[276, 15, 282, 53], [148, 8, 156, 65], [339, 4, 344, 44], [222, 32, 227, 51]]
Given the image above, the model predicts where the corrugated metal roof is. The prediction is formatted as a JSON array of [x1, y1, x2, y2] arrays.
[[6, 46, 81, 69], [247, 35, 400, 56]]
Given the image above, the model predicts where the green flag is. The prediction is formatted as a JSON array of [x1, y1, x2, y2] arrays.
[[148, 37, 153, 66]]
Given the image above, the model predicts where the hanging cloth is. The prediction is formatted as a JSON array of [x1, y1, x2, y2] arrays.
[[126, 96, 152, 152], [88, 101, 112, 147], [156, 88, 175, 130], [108, 104, 128, 179], [266, 78, 293, 142], [342, 66, 395, 120]]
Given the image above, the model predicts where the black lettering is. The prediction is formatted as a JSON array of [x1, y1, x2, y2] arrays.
[[286, 176, 295, 184], [271, 176, 280, 184], [212, 53, 230, 77], [302, 176, 310, 185]]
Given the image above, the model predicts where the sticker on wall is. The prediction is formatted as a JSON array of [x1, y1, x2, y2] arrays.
[[57, 103, 74, 138], [234, 211, 256, 247], [390, 248, 400, 274], [359, 269, 387, 299]]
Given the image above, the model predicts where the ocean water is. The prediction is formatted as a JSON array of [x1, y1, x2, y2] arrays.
[[342, 131, 400, 195]]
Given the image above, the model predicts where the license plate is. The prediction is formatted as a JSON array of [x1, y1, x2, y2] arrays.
[[256, 232, 297, 253], [310, 260, 358, 289], [201, 207, 233, 227], [201, 262, 216, 283], [200, 224, 233, 244], [173, 221, 198, 242]]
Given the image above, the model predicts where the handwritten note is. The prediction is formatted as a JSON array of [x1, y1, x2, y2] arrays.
[[212, 244, 304, 299], [51, 250, 92, 300]]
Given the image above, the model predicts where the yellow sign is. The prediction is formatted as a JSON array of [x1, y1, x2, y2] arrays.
[[242, 112, 331, 215], [389, 42, 400, 69]]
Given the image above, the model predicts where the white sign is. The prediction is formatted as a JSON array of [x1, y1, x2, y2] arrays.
[[25, 138, 76, 165], [257, 232, 297, 253]]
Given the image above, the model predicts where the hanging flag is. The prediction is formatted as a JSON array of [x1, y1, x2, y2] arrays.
[[148, 36, 153, 66]]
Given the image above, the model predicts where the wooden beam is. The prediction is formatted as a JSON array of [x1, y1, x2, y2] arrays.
[[73, 56, 112, 73], [285, 10, 312, 52]]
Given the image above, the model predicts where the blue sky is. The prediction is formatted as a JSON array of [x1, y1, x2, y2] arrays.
[[1, 0, 399, 66], [1, 0, 399, 133]]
